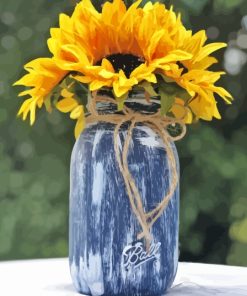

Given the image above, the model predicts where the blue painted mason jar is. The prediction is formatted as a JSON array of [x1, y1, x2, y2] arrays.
[[69, 95, 180, 296]]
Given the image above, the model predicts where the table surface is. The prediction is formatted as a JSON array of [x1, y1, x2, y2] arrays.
[[0, 258, 247, 296]]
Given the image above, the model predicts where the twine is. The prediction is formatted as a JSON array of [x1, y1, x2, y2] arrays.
[[86, 91, 186, 251]]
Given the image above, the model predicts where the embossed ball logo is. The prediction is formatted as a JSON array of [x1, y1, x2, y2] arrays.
[[122, 241, 161, 271]]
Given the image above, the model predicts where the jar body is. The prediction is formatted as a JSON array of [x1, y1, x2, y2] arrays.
[[69, 121, 180, 296]]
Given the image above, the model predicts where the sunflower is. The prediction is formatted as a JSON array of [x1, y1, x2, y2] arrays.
[[14, 0, 232, 137]]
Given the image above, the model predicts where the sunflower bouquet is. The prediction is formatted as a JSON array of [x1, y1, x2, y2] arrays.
[[14, 1, 234, 294], [14, 0, 232, 138]]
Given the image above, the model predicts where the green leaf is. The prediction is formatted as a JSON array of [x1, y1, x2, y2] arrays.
[[44, 93, 52, 113], [73, 82, 88, 106], [59, 79, 67, 89], [160, 88, 175, 116], [176, 88, 191, 102], [158, 73, 175, 84], [116, 92, 128, 111], [52, 91, 62, 106], [158, 74, 181, 94], [138, 81, 158, 97], [158, 74, 191, 103], [76, 82, 88, 93]]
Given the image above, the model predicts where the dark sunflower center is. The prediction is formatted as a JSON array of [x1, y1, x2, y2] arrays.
[[97, 54, 144, 77]]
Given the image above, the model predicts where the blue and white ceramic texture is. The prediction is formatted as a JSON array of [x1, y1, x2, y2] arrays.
[[69, 113, 180, 296]]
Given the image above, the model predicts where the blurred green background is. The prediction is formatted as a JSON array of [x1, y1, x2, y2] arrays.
[[0, 0, 246, 265]]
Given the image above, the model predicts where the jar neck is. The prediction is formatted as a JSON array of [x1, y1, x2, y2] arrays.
[[94, 90, 161, 115]]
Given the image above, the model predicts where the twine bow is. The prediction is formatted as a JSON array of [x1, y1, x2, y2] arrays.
[[86, 92, 186, 251]]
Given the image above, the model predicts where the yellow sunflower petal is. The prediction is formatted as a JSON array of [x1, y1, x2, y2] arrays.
[[171, 98, 193, 123], [29, 100, 37, 125], [194, 43, 227, 63], [61, 89, 74, 98], [24, 58, 61, 78], [102, 0, 127, 26], [130, 63, 157, 83], [146, 29, 165, 60], [70, 105, 83, 119], [56, 97, 78, 113], [213, 103, 221, 119], [208, 86, 233, 103], [73, 75, 92, 84], [14, 74, 38, 87], [89, 80, 111, 91], [152, 50, 193, 66], [101, 58, 115, 72], [74, 113, 85, 139], [18, 98, 32, 118], [17, 89, 36, 97], [15, 58, 67, 100], [17, 97, 41, 125], [113, 71, 137, 97], [184, 30, 207, 54], [98, 69, 116, 79]]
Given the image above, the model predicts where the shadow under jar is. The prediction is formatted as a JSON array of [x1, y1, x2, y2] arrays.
[[69, 92, 180, 296]]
